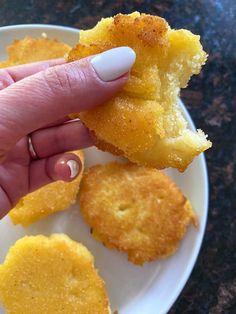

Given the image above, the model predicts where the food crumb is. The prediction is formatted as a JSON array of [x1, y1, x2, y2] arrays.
[[41, 32, 48, 38]]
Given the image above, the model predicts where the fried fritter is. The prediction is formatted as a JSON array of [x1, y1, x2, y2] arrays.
[[9, 150, 84, 227], [68, 12, 211, 172], [0, 35, 71, 67], [79, 162, 198, 265], [0, 234, 110, 314]]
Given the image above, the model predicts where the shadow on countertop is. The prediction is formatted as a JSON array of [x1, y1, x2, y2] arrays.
[[0, 0, 235, 313]]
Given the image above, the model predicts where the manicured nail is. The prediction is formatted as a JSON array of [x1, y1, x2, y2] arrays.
[[67, 160, 79, 178], [91, 47, 136, 82]]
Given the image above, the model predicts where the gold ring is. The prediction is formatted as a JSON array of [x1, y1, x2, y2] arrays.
[[28, 135, 38, 160]]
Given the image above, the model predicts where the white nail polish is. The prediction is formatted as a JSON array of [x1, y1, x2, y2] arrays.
[[67, 160, 79, 178], [91, 47, 136, 82]]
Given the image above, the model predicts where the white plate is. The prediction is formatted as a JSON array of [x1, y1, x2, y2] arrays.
[[0, 25, 209, 314]]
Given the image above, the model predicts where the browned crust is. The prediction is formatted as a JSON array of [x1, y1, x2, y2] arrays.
[[112, 13, 169, 47], [67, 12, 210, 172], [68, 13, 169, 62], [79, 162, 198, 265]]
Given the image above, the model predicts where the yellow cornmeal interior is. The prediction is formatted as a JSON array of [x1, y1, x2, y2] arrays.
[[0, 234, 110, 314], [9, 150, 84, 227], [68, 12, 211, 171]]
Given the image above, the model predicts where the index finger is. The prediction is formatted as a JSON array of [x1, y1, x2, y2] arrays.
[[0, 59, 65, 89]]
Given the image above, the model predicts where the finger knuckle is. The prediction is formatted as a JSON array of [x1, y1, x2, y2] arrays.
[[42, 66, 74, 95], [0, 150, 6, 163], [0, 124, 12, 160], [54, 128, 65, 152], [0, 69, 14, 90], [43, 61, 95, 94]]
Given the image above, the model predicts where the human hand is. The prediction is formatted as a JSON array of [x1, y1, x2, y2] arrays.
[[0, 47, 136, 218]]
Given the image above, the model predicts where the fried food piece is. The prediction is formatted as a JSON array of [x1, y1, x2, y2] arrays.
[[79, 162, 198, 265], [0, 35, 71, 67], [9, 150, 84, 227], [0, 234, 110, 314], [68, 12, 211, 172]]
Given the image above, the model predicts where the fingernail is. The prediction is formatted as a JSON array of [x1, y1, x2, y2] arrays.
[[66, 160, 79, 178], [91, 47, 136, 82]]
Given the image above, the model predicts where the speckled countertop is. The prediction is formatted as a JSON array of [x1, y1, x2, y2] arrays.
[[0, 0, 235, 313]]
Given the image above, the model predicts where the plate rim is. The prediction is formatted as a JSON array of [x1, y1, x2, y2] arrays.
[[161, 99, 209, 314], [0, 24, 209, 314], [0, 23, 79, 32]]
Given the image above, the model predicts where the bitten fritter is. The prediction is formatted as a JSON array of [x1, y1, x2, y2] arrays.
[[68, 12, 211, 172], [9, 150, 84, 227], [0, 35, 71, 67], [0, 234, 110, 314], [79, 162, 198, 265]]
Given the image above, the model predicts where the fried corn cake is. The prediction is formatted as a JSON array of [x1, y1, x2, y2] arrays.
[[79, 162, 198, 265], [9, 150, 84, 227], [68, 12, 211, 172], [0, 35, 71, 67], [0, 234, 110, 314]]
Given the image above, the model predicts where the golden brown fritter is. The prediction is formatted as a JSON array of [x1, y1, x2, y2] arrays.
[[0, 234, 110, 314], [79, 162, 198, 265], [9, 150, 84, 227], [68, 12, 211, 172], [0, 35, 71, 67]]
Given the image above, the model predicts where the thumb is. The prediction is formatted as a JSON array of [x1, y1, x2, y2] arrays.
[[0, 46, 136, 151]]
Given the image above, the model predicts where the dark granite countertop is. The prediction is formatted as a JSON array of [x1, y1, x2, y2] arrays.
[[0, 0, 235, 313]]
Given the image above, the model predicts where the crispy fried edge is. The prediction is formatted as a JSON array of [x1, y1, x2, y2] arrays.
[[80, 162, 198, 265]]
